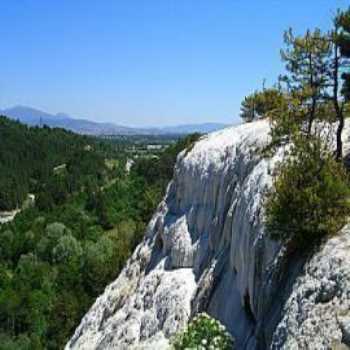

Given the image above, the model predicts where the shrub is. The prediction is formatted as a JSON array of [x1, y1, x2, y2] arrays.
[[240, 88, 286, 123], [265, 135, 350, 249], [172, 313, 234, 350]]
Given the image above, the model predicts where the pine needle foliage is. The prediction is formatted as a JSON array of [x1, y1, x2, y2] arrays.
[[265, 135, 350, 249]]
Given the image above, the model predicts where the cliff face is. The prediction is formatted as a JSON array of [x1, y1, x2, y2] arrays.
[[66, 120, 350, 349]]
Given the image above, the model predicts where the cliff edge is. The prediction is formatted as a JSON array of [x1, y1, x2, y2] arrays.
[[66, 120, 350, 349]]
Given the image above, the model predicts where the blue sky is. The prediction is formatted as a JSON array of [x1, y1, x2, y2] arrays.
[[0, 1, 348, 127]]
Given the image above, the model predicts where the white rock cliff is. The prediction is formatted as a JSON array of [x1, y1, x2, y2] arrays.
[[66, 120, 350, 349]]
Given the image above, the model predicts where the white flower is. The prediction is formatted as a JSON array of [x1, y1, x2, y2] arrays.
[[212, 336, 219, 345], [219, 324, 225, 331], [201, 339, 208, 345]]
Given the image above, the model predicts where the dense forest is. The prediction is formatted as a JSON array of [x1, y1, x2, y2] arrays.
[[0, 117, 101, 211], [0, 116, 200, 349]]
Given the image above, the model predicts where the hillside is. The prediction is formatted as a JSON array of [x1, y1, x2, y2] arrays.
[[0, 116, 203, 349], [67, 120, 350, 349], [0, 116, 96, 210]]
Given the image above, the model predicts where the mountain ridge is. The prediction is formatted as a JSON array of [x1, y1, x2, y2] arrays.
[[1, 105, 229, 135]]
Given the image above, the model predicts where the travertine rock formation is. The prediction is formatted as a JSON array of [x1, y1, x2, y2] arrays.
[[67, 120, 350, 349]]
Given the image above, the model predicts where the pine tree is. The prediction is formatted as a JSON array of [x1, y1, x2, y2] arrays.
[[331, 9, 350, 159], [280, 28, 331, 135]]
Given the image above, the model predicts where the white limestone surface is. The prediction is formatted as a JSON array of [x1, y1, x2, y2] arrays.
[[271, 225, 350, 349], [67, 119, 350, 349]]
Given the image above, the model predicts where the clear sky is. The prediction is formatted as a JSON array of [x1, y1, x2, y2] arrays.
[[0, 1, 348, 127]]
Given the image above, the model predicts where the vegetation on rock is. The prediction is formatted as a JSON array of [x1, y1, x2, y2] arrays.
[[240, 88, 286, 123], [265, 135, 350, 249], [239, 8, 350, 249], [240, 9, 350, 158], [172, 313, 234, 350]]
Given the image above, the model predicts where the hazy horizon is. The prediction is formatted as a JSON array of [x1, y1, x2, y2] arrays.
[[1, 104, 231, 129], [0, 0, 348, 127]]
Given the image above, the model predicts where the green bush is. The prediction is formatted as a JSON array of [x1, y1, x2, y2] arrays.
[[240, 88, 286, 123], [265, 135, 350, 249], [172, 313, 234, 350]]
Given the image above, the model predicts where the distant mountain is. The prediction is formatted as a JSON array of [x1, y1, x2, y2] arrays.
[[0, 106, 140, 135], [160, 123, 228, 134], [0, 106, 229, 135]]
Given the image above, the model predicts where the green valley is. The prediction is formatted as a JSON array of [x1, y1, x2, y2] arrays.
[[0, 116, 199, 349]]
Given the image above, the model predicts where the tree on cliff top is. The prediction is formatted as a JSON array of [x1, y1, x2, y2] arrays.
[[280, 28, 331, 135], [241, 9, 350, 161], [265, 135, 350, 250], [240, 88, 285, 122], [331, 10, 350, 160]]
